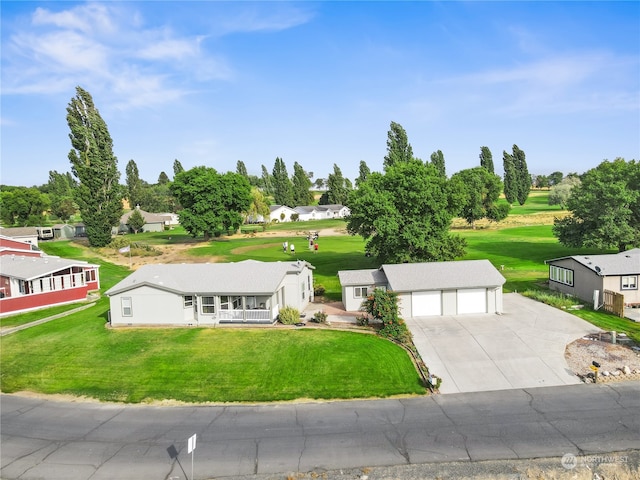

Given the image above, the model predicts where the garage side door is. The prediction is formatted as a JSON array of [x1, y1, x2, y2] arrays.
[[457, 288, 487, 314], [412, 291, 442, 316]]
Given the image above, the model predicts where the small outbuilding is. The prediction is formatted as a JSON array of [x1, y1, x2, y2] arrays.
[[338, 260, 505, 317], [105, 259, 315, 326]]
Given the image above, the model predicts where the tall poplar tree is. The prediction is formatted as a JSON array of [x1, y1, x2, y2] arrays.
[[430, 150, 446, 177], [383, 121, 413, 168], [512, 144, 530, 205], [260, 164, 273, 196], [292, 161, 314, 206], [125, 159, 143, 208], [173, 159, 184, 177], [66, 86, 123, 247], [236, 160, 248, 178], [502, 151, 517, 205], [479, 146, 494, 173], [272, 157, 294, 207], [356, 160, 370, 187]]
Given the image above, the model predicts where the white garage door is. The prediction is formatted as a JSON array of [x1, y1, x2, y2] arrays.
[[412, 291, 442, 316], [457, 288, 487, 314]]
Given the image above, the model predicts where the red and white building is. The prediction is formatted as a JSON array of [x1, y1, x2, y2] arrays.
[[0, 235, 100, 316]]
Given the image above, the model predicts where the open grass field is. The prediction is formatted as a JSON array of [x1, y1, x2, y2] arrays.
[[2, 189, 636, 403]]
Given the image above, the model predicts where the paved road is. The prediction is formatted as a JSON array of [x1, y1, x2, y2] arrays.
[[2, 382, 639, 480], [407, 293, 600, 394]]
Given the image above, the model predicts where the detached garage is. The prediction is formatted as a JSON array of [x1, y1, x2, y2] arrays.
[[339, 260, 505, 317]]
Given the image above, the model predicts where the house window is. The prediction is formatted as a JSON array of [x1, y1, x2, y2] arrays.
[[354, 286, 369, 298], [301, 283, 305, 300], [622, 276, 638, 290], [184, 296, 193, 307], [86, 269, 96, 282], [550, 266, 574, 286], [220, 296, 230, 310], [121, 297, 132, 317], [201, 296, 216, 314]]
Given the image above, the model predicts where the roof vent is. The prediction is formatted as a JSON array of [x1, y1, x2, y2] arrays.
[[595, 266, 601, 273]]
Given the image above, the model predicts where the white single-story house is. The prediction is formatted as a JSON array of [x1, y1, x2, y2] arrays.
[[338, 259, 505, 317], [293, 206, 332, 221], [546, 249, 640, 306], [269, 205, 297, 223], [105, 259, 315, 326], [322, 204, 350, 218]]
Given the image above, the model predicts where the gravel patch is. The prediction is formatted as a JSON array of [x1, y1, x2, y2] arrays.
[[565, 337, 640, 383]]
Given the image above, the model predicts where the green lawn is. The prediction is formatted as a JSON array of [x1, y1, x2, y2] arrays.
[[0, 299, 424, 403], [3, 195, 633, 404]]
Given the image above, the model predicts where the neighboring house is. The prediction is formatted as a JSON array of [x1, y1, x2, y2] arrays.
[[269, 205, 297, 223], [293, 206, 329, 221], [105, 259, 315, 326], [115, 207, 170, 234], [339, 260, 505, 317], [322, 204, 350, 218], [0, 254, 100, 315], [52, 224, 76, 240], [0, 235, 43, 258], [74, 223, 87, 237], [0, 227, 39, 247], [159, 213, 180, 228], [546, 249, 640, 306]]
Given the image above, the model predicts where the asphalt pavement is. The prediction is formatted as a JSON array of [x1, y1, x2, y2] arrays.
[[2, 382, 639, 480]]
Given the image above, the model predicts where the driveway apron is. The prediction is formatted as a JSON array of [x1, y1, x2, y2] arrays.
[[406, 293, 600, 394]]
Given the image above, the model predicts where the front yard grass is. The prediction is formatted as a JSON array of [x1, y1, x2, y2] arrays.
[[0, 299, 425, 403]]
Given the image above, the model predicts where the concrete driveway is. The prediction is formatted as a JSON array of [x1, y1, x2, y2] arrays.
[[406, 293, 601, 394]]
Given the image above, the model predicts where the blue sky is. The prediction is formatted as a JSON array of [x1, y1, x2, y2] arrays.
[[2, 1, 639, 187]]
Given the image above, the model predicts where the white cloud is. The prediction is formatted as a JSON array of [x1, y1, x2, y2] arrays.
[[1, 2, 237, 108]]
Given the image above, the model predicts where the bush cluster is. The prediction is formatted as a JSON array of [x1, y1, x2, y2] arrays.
[[278, 306, 300, 325]]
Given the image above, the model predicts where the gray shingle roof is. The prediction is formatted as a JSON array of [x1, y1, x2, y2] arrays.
[[337, 268, 387, 286], [555, 250, 640, 276], [105, 260, 312, 296], [381, 260, 505, 291], [0, 255, 97, 280]]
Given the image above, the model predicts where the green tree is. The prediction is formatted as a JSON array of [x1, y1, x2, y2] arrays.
[[170, 166, 251, 240], [355, 160, 370, 187], [236, 160, 248, 178], [479, 146, 494, 173], [553, 159, 640, 252], [260, 164, 273, 196], [292, 161, 314, 206], [503, 151, 517, 204], [383, 121, 413, 168], [127, 207, 146, 234], [450, 167, 509, 228], [246, 186, 270, 226], [0, 187, 50, 226], [347, 159, 466, 263], [549, 171, 564, 186], [429, 150, 446, 177], [534, 174, 550, 189], [46, 170, 77, 222], [157, 172, 170, 185], [320, 164, 351, 205], [548, 176, 581, 209], [173, 159, 184, 178], [512, 144, 530, 205], [314, 178, 325, 190], [125, 159, 144, 208], [272, 157, 294, 207], [66, 86, 123, 247]]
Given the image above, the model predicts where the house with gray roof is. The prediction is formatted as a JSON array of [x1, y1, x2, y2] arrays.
[[546, 249, 640, 306], [338, 260, 505, 317], [0, 254, 100, 316], [105, 259, 314, 326], [115, 207, 171, 234]]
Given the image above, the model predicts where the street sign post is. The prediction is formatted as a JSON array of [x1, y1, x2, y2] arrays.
[[187, 434, 197, 480]]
